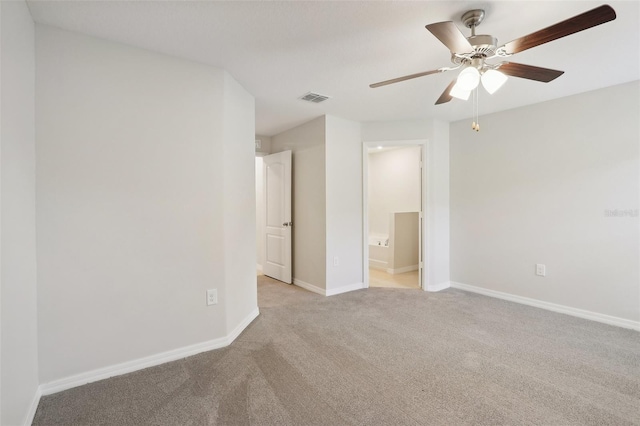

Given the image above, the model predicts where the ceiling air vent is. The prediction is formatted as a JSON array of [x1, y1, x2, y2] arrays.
[[299, 92, 330, 103]]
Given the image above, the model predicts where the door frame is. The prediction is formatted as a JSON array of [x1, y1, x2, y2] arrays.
[[362, 140, 428, 290]]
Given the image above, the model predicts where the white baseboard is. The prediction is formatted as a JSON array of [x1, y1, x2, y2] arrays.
[[426, 281, 451, 292], [369, 259, 387, 270], [293, 279, 365, 297], [256, 263, 263, 272], [387, 264, 419, 275], [39, 307, 260, 396], [294, 278, 326, 296], [23, 386, 42, 426], [326, 282, 365, 297], [450, 282, 640, 331], [227, 307, 260, 342]]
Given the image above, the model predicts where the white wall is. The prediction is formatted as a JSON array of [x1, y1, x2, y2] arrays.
[[389, 212, 419, 271], [429, 120, 451, 287], [368, 146, 421, 237], [272, 117, 326, 290], [222, 72, 257, 334], [0, 1, 40, 424], [255, 134, 272, 156], [363, 119, 450, 289], [362, 119, 433, 142], [255, 157, 265, 270], [36, 25, 256, 384], [255, 133, 270, 270], [450, 81, 640, 323], [325, 116, 363, 293]]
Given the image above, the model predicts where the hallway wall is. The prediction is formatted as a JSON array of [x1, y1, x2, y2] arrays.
[[36, 25, 257, 385], [0, 1, 40, 423]]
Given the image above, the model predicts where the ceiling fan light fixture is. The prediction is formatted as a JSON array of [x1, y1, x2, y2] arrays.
[[481, 69, 508, 94], [456, 66, 480, 91], [450, 83, 471, 100]]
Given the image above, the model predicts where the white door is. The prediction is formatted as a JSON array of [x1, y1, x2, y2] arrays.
[[263, 150, 292, 283]]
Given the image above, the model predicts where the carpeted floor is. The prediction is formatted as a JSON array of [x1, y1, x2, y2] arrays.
[[33, 275, 640, 425]]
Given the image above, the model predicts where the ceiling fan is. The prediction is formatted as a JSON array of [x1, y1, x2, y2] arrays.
[[370, 5, 617, 107]]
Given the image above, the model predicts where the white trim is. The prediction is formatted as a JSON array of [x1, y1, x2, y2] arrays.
[[256, 263, 263, 272], [294, 278, 326, 296], [362, 139, 429, 291], [293, 279, 365, 297], [451, 282, 640, 331], [326, 282, 365, 297], [39, 307, 260, 396], [387, 264, 419, 275], [362, 144, 370, 289], [368, 259, 388, 270], [23, 387, 42, 426], [426, 281, 451, 292], [227, 307, 260, 342]]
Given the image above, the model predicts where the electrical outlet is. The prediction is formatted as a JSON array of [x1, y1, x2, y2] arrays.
[[333, 256, 339, 267], [536, 264, 546, 277], [206, 289, 218, 306]]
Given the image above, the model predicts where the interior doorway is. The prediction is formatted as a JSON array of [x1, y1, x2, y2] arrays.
[[363, 141, 426, 290], [256, 151, 293, 284]]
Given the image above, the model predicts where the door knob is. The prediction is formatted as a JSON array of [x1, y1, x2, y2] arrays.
[[283, 222, 293, 227]]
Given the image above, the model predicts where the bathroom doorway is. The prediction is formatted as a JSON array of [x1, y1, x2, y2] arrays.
[[363, 141, 425, 289]]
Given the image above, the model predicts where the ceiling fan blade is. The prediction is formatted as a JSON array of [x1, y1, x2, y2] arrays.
[[435, 80, 457, 105], [498, 62, 564, 82], [502, 5, 616, 55], [369, 69, 443, 88], [426, 21, 474, 54]]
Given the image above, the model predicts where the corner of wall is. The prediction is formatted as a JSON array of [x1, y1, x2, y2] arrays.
[[1, 0, 40, 424], [324, 116, 364, 293], [222, 71, 259, 336], [428, 118, 450, 286]]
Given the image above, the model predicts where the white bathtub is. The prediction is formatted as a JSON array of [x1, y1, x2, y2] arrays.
[[368, 235, 389, 270]]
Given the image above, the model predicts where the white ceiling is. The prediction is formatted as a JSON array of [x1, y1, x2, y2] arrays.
[[27, 1, 640, 136]]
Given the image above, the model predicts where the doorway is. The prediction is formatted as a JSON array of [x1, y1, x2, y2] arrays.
[[363, 141, 427, 290], [256, 151, 292, 284]]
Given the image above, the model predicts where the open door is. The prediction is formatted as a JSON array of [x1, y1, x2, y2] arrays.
[[263, 150, 292, 283]]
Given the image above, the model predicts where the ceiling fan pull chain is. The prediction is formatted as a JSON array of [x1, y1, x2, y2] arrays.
[[471, 86, 480, 132], [471, 88, 476, 130], [476, 86, 480, 132]]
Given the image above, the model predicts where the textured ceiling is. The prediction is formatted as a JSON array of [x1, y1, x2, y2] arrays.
[[27, 1, 640, 136]]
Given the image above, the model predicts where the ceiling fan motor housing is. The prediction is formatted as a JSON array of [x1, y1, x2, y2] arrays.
[[457, 9, 498, 64], [468, 35, 498, 57], [451, 34, 498, 66]]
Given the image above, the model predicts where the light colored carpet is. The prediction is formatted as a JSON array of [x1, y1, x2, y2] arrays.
[[33, 276, 640, 425]]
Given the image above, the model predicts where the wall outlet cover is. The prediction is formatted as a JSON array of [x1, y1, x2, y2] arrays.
[[206, 289, 218, 305], [536, 264, 546, 277]]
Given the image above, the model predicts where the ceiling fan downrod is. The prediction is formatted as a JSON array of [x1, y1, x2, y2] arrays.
[[461, 9, 485, 37]]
